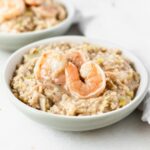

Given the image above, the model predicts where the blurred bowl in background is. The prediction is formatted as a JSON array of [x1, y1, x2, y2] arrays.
[[0, 0, 75, 51]]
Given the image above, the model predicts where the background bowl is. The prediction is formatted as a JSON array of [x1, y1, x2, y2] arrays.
[[4, 36, 149, 131], [0, 0, 75, 51]]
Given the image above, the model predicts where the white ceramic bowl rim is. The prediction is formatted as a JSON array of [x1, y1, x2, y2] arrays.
[[0, 0, 75, 37], [4, 36, 149, 120]]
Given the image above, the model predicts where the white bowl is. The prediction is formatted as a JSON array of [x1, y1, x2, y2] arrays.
[[4, 36, 149, 131], [0, 0, 75, 51]]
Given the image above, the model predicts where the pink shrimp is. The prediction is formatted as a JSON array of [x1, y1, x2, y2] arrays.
[[65, 61, 106, 98], [34, 50, 67, 85], [31, 4, 58, 19], [0, 0, 25, 22], [66, 50, 89, 68], [24, 0, 45, 6]]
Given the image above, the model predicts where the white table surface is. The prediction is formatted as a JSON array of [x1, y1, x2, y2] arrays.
[[0, 25, 150, 150]]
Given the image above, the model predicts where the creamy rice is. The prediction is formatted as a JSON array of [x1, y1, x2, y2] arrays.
[[11, 42, 140, 116], [0, 1, 67, 33]]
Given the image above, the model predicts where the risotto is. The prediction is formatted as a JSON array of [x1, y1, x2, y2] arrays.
[[11, 42, 140, 116], [0, 0, 67, 33]]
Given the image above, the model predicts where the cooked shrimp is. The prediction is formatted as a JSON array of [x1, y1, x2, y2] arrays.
[[52, 72, 66, 85], [0, 1, 4, 7], [0, 0, 25, 22], [66, 50, 89, 68], [31, 4, 58, 18], [65, 61, 106, 98], [24, 0, 44, 6], [34, 50, 67, 84], [55, 4, 67, 20]]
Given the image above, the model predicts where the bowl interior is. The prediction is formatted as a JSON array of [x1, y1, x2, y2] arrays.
[[4, 36, 149, 119]]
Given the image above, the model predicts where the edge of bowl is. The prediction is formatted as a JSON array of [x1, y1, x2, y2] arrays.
[[3, 35, 150, 120]]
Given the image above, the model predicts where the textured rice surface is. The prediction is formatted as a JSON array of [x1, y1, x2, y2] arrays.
[[11, 42, 140, 116]]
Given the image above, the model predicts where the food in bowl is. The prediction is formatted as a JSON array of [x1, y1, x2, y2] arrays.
[[0, 0, 67, 33], [10, 42, 140, 116]]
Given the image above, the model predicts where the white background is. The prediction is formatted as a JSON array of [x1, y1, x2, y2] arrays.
[[1, 0, 150, 149]]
